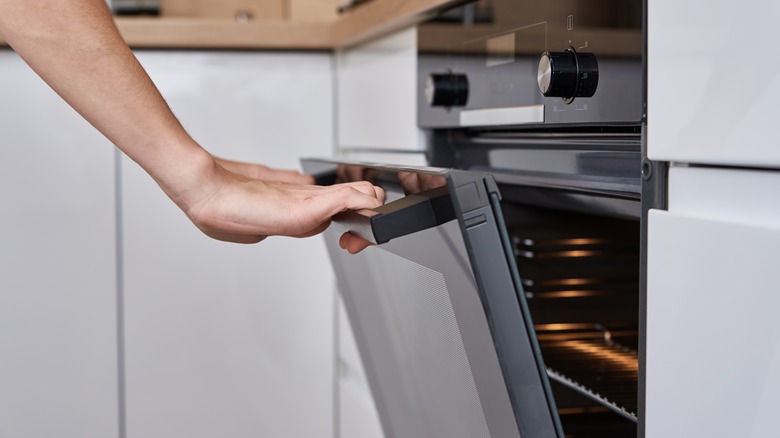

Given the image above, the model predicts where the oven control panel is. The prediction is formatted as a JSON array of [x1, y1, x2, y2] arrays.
[[417, 0, 643, 128], [426, 73, 470, 107], [537, 50, 599, 102]]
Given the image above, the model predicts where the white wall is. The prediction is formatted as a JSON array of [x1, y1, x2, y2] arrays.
[[0, 50, 120, 438]]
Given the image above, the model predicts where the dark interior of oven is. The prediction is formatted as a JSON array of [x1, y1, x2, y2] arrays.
[[504, 202, 639, 437], [430, 128, 642, 437]]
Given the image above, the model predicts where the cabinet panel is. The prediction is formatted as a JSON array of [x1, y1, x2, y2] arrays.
[[646, 210, 780, 437], [648, 0, 780, 167], [123, 52, 335, 438], [0, 50, 119, 438], [337, 295, 385, 438], [336, 27, 425, 152]]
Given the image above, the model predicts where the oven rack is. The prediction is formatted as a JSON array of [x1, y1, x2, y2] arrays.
[[547, 367, 637, 422], [541, 335, 639, 422]]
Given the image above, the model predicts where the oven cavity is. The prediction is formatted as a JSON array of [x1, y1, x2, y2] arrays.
[[509, 205, 639, 436]]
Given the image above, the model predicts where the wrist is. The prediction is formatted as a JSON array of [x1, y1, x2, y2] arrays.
[[147, 138, 223, 214]]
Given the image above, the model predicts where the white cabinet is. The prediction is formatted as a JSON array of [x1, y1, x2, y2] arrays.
[[122, 52, 336, 438], [648, 0, 780, 434], [333, 28, 428, 438], [336, 27, 426, 155], [336, 296, 385, 438], [648, 0, 780, 168], [0, 50, 119, 438], [646, 167, 780, 437]]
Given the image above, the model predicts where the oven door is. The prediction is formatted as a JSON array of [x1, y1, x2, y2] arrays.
[[302, 159, 563, 438]]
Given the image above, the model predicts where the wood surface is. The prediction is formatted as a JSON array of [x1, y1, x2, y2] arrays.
[[0, 0, 459, 50], [160, 0, 285, 20], [332, 0, 458, 48], [288, 0, 341, 22], [114, 17, 333, 49]]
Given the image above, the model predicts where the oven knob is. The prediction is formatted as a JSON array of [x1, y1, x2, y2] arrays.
[[537, 50, 599, 103], [425, 73, 469, 107]]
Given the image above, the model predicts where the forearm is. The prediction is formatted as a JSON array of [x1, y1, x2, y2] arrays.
[[0, 0, 213, 206], [0, 0, 386, 245]]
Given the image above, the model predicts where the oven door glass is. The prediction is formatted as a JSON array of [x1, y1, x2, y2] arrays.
[[302, 159, 562, 438]]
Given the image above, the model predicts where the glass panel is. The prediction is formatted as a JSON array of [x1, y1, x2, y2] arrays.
[[324, 207, 523, 438]]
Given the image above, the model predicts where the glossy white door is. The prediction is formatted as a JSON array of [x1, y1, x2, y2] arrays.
[[122, 51, 336, 438], [336, 28, 426, 153], [648, 0, 780, 167], [0, 50, 120, 438], [646, 167, 780, 437]]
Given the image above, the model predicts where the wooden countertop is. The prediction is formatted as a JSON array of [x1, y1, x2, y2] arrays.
[[0, 0, 459, 50]]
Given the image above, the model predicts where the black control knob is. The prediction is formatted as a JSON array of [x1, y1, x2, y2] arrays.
[[537, 50, 599, 103], [425, 73, 469, 107]]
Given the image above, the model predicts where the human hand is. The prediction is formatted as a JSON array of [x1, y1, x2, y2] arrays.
[[338, 171, 448, 255], [178, 158, 385, 244], [214, 156, 314, 185], [334, 163, 381, 254], [338, 231, 374, 254]]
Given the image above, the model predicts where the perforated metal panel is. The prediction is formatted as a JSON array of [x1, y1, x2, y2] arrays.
[[365, 250, 491, 438], [326, 220, 522, 438]]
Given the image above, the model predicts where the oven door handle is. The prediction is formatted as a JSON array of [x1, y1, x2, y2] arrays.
[[331, 186, 456, 244]]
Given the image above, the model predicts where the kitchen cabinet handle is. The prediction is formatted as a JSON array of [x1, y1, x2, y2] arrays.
[[332, 186, 455, 244]]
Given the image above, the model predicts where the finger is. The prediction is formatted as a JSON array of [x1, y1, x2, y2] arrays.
[[344, 165, 367, 183], [398, 171, 420, 194], [337, 181, 380, 198], [342, 181, 385, 203], [316, 184, 383, 215], [339, 232, 350, 249], [339, 232, 374, 254], [339, 186, 384, 211], [344, 232, 374, 254]]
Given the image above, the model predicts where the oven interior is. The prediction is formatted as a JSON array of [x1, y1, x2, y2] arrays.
[[505, 202, 638, 437], [430, 128, 642, 437]]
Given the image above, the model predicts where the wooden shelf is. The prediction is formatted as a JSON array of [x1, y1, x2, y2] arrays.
[[0, 0, 459, 50], [115, 17, 333, 49], [332, 0, 458, 48]]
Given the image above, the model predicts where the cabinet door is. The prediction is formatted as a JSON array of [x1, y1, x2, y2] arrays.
[[337, 295, 385, 438], [0, 50, 119, 438], [646, 167, 780, 437], [648, 0, 780, 167], [336, 28, 425, 152], [122, 51, 335, 438]]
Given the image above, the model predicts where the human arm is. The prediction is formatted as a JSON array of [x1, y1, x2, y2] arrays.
[[0, 0, 383, 243]]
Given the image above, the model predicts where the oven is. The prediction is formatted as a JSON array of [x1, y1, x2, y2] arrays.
[[304, 0, 661, 436]]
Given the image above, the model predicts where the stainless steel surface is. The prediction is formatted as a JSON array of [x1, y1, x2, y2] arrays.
[[325, 220, 523, 438], [417, 0, 643, 128], [304, 159, 560, 438], [110, 0, 159, 14], [538, 53, 552, 94]]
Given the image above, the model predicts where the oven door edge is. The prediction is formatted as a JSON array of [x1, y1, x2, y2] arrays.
[[448, 170, 564, 437]]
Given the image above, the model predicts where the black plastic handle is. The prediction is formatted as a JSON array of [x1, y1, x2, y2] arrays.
[[332, 186, 456, 244]]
